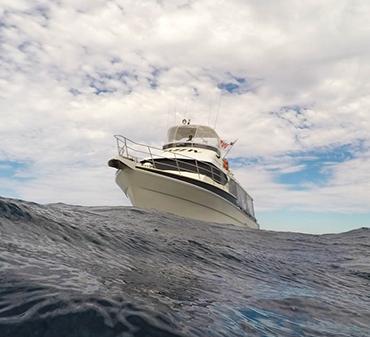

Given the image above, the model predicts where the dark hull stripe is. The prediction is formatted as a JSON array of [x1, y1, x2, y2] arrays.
[[136, 166, 256, 222]]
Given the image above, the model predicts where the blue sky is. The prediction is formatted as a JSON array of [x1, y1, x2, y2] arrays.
[[276, 146, 353, 187], [260, 210, 370, 234], [230, 143, 357, 189], [0, 0, 370, 233], [0, 160, 28, 198]]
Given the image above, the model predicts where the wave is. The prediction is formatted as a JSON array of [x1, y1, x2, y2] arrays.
[[0, 196, 369, 336]]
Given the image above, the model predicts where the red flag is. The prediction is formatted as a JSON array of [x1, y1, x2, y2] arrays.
[[220, 139, 230, 149]]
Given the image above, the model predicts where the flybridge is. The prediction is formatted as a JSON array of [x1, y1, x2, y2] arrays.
[[167, 125, 220, 145], [165, 124, 221, 155]]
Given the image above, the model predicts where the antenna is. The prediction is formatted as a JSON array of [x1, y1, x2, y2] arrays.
[[174, 103, 177, 125], [214, 91, 222, 129], [207, 96, 213, 126], [166, 106, 170, 129]]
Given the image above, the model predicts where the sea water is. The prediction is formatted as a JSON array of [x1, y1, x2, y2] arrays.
[[0, 197, 369, 337]]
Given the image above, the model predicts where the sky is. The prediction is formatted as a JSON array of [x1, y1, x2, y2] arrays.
[[1, 0, 370, 233]]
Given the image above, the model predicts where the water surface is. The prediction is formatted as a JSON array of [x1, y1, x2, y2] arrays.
[[0, 197, 369, 336]]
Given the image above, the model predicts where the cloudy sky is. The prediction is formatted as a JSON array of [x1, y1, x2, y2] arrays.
[[1, 0, 369, 233]]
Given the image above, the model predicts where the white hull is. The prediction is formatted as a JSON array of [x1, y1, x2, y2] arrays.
[[113, 158, 258, 229]]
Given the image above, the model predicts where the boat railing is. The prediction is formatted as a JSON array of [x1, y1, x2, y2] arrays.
[[113, 135, 224, 184]]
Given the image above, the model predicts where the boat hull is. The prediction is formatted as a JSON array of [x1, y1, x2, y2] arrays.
[[112, 158, 258, 229]]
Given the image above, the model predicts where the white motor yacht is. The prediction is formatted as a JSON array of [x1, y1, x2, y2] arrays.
[[108, 121, 259, 229]]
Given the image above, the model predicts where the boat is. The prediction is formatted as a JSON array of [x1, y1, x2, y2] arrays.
[[108, 120, 259, 229]]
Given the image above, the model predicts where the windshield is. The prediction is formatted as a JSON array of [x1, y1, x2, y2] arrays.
[[167, 125, 220, 148]]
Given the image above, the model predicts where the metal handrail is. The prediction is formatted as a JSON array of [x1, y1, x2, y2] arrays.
[[113, 135, 224, 183], [114, 135, 211, 160]]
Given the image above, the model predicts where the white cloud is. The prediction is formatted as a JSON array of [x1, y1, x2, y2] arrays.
[[0, 0, 370, 218], [233, 148, 370, 214]]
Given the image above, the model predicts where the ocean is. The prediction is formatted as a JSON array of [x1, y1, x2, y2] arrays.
[[0, 196, 369, 337]]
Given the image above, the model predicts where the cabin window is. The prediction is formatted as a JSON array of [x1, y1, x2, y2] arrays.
[[142, 158, 228, 185], [229, 178, 255, 217]]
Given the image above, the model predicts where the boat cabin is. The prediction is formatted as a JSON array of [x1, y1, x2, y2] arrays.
[[163, 125, 221, 155]]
